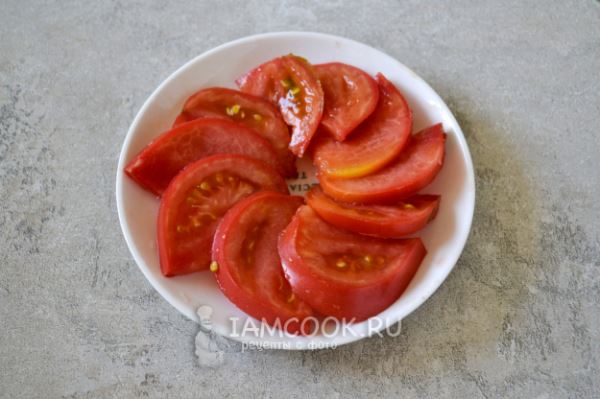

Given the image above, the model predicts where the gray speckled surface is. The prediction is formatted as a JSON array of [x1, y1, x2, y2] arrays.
[[1, 0, 599, 397]]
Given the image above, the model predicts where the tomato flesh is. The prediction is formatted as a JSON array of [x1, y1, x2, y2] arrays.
[[311, 73, 412, 178], [236, 55, 324, 157], [307, 186, 440, 238], [172, 87, 297, 177], [125, 118, 283, 196], [212, 192, 314, 334], [278, 206, 426, 321], [315, 63, 379, 141], [319, 123, 446, 203], [158, 154, 288, 277]]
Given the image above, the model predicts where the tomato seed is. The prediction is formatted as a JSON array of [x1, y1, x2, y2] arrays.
[[209, 261, 219, 272]]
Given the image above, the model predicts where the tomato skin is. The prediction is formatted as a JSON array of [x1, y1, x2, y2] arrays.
[[236, 55, 324, 158], [311, 73, 412, 178], [315, 63, 379, 141], [172, 87, 297, 177], [124, 118, 284, 196], [307, 186, 440, 238], [212, 192, 314, 334], [319, 123, 446, 204], [158, 154, 288, 277], [278, 206, 427, 321]]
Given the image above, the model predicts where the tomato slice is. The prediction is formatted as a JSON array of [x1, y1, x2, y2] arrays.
[[307, 186, 440, 238], [319, 123, 446, 203], [236, 55, 324, 158], [311, 73, 412, 178], [278, 206, 426, 321], [124, 118, 283, 196], [172, 87, 297, 177], [315, 63, 379, 141], [212, 192, 314, 334], [157, 154, 288, 277]]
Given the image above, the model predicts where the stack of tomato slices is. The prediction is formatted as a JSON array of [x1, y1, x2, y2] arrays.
[[125, 54, 446, 334]]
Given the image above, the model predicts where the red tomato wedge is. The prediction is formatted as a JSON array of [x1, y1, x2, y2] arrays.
[[124, 118, 283, 196], [212, 192, 314, 334], [319, 123, 446, 204], [236, 55, 324, 158], [172, 87, 297, 177], [157, 155, 288, 277], [315, 63, 379, 141], [307, 186, 440, 238], [278, 206, 426, 321], [311, 73, 412, 178]]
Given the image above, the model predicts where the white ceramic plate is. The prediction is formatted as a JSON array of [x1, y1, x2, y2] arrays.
[[116, 32, 475, 350]]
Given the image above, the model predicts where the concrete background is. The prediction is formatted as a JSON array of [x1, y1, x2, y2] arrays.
[[1, 0, 599, 397]]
